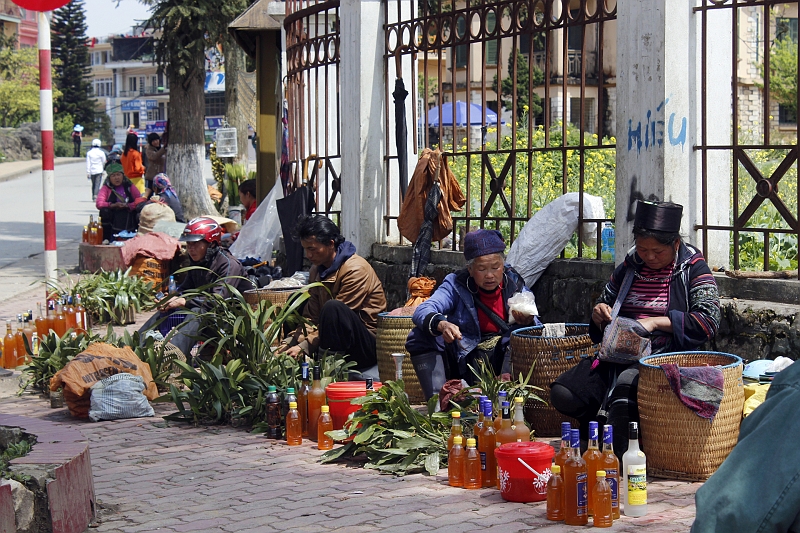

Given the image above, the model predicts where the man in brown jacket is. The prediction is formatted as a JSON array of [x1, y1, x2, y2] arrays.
[[284, 215, 386, 380]]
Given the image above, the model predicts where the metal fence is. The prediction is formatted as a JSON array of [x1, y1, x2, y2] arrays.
[[695, 0, 799, 273], [284, 0, 342, 223], [384, 0, 617, 257]]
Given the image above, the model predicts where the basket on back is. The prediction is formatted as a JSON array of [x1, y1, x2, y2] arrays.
[[510, 324, 599, 437], [638, 351, 744, 481], [375, 313, 425, 404]]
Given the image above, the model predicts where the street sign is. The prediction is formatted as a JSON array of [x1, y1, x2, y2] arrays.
[[10, 0, 70, 11]]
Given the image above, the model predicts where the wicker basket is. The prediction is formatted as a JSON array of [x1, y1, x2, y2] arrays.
[[154, 340, 187, 389], [375, 313, 425, 404], [638, 351, 744, 481], [243, 287, 303, 309], [510, 324, 599, 437]]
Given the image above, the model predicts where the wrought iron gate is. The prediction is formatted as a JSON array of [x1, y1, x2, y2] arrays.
[[384, 0, 618, 257]]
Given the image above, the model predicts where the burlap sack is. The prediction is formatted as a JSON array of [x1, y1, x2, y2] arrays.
[[50, 343, 159, 418], [139, 202, 176, 234]]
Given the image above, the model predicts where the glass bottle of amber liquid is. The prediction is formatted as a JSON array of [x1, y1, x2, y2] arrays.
[[317, 405, 334, 450], [554, 422, 572, 475], [53, 301, 67, 337], [307, 365, 326, 441], [564, 429, 588, 525], [297, 362, 310, 437], [3, 322, 16, 369], [446, 411, 462, 452], [546, 464, 565, 521], [495, 401, 515, 446], [600, 424, 620, 519], [478, 400, 496, 488], [493, 391, 508, 431], [463, 438, 481, 489], [74, 294, 87, 334], [285, 401, 302, 446], [583, 421, 603, 515], [448, 435, 465, 488], [35, 302, 47, 340]]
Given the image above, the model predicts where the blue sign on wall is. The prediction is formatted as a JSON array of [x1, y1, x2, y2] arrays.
[[121, 99, 158, 112]]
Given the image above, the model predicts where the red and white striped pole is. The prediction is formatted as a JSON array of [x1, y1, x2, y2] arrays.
[[38, 10, 57, 281]]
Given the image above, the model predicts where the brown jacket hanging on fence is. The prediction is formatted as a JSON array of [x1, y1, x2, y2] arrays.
[[397, 148, 466, 242]]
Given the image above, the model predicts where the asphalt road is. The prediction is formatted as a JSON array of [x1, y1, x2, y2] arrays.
[[0, 161, 93, 302]]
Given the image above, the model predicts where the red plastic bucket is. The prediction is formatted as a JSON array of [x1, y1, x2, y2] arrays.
[[494, 441, 555, 503], [325, 381, 382, 430]]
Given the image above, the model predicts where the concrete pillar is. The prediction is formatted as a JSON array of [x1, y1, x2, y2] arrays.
[[615, 0, 731, 267], [339, 0, 387, 256]]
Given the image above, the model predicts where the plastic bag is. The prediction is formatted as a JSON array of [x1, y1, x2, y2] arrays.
[[230, 180, 284, 261], [89, 373, 155, 422], [507, 292, 539, 324], [507, 192, 605, 288]]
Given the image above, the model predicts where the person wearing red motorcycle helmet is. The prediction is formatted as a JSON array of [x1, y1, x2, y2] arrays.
[[138, 216, 250, 359]]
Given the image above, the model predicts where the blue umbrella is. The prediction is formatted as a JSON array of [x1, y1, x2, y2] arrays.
[[426, 101, 499, 127]]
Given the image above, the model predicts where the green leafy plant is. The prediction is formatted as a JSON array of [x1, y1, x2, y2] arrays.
[[1, 438, 34, 484], [321, 380, 450, 476], [18, 330, 99, 395]]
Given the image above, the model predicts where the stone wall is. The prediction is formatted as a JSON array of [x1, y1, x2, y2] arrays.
[[370, 244, 800, 362]]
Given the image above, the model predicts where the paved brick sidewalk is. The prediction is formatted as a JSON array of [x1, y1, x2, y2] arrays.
[[0, 394, 700, 533]]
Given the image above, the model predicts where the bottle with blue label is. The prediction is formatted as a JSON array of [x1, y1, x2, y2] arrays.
[[564, 428, 588, 525], [601, 222, 615, 262], [600, 424, 620, 519]]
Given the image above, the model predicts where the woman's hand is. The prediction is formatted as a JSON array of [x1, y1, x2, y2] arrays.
[[512, 310, 534, 325], [437, 320, 462, 344], [592, 303, 612, 328], [637, 316, 673, 334]]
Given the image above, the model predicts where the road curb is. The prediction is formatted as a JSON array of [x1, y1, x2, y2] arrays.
[[0, 158, 84, 184]]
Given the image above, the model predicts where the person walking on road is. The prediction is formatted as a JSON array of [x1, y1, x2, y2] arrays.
[[86, 139, 107, 201], [72, 125, 83, 157]]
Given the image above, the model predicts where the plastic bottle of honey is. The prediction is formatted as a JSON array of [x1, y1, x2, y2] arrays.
[[512, 396, 530, 442], [307, 365, 326, 441], [286, 401, 302, 446], [447, 411, 462, 452], [546, 464, 565, 521], [3, 322, 16, 369], [554, 422, 572, 475], [478, 400, 496, 488], [463, 438, 481, 489], [583, 421, 603, 515], [448, 435, 465, 487], [317, 405, 334, 450], [298, 362, 310, 437], [82, 225, 88, 243], [593, 470, 614, 527], [564, 429, 588, 525], [35, 302, 47, 340], [600, 424, 620, 519]]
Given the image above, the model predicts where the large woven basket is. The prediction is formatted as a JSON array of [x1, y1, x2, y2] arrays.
[[638, 351, 744, 481], [510, 324, 599, 437], [154, 340, 187, 389], [243, 287, 303, 309], [375, 313, 425, 404]]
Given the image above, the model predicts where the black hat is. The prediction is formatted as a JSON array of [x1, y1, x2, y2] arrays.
[[634, 200, 683, 233]]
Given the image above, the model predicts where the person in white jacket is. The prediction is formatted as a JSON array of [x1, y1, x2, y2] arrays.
[[86, 139, 107, 201]]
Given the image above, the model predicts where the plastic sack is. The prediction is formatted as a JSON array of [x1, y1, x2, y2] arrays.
[[507, 292, 539, 324], [89, 373, 155, 422], [230, 180, 284, 261], [507, 192, 605, 288]]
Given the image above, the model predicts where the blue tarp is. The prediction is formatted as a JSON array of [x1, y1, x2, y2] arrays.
[[425, 101, 499, 127]]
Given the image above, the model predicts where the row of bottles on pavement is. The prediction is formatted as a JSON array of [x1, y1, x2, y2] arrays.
[[547, 421, 646, 526], [1, 297, 88, 369], [445, 391, 646, 527], [81, 215, 104, 245], [269, 363, 336, 449]]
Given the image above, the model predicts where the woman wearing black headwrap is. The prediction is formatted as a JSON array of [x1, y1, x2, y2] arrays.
[[551, 200, 721, 456]]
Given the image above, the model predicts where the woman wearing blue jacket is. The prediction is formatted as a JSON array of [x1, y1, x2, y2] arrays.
[[406, 229, 541, 400]]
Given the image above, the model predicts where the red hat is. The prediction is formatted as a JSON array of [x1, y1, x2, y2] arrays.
[[180, 217, 222, 244]]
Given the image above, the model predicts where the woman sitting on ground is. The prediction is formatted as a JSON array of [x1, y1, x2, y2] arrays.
[[151, 173, 185, 223], [405, 229, 541, 400], [551, 200, 721, 456], [95, 163, 141, 241]]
